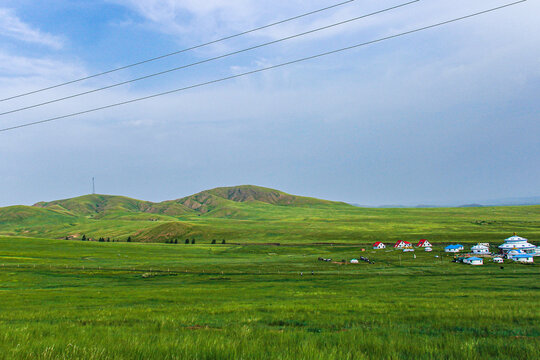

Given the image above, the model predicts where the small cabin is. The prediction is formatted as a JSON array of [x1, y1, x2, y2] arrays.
[[424, 247, 433, 252], [463, 257, 483, 265], [445, 244, 464, 253], [471, 244, 490, 255], [512, 254, 534, 263], [373, 242, 386, 249], [350, 259, 359, 264], [394, 240, 412, 249], [492, 257, 504, 263], [417, 239, 432, 247]]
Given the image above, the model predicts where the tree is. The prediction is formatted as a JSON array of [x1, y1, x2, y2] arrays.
[[174, 239, 178, 244], [222, 239, 226, 244], [127, 236, 132, 243], [107, 237, 110, 242], [191, 239, 195, 244], [185, 239, 189, 244], [82, 234, 86, 241], [211, 239, 216, 244]]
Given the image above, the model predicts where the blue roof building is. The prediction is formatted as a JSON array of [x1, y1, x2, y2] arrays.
[[445, 244, 464, 252], [512, 254, 534, 263]]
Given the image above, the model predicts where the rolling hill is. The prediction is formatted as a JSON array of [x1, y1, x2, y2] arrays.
[[1, 185, 539, 245]]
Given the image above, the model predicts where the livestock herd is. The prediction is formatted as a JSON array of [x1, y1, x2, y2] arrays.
[[317, 256, 374, 264]]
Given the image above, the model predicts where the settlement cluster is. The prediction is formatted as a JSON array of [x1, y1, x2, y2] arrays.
[[372, 234, 538, 265]]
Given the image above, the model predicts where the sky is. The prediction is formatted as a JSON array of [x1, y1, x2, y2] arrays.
[[0, 0, 539, 207]]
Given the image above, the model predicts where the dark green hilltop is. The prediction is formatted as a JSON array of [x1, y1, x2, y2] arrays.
[[1, 185, 539, 244]]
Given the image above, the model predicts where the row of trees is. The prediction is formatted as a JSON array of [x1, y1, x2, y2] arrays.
[[74, 235, 226, 244], [77, 234, 127, 242], [165, 239, 227, 244]]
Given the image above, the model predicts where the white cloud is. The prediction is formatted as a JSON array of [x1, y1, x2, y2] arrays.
[[0, 8, 64, 49], [0, 52, 84, 79], [108, 0, 363, 43]]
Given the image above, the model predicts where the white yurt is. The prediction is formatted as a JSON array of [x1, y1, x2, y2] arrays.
[[498, 234, 536, 255]]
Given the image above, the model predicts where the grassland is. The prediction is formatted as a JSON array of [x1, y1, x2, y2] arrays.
[[1, 187, 539, 358], [0, 236, 538, 359], [1, 186, 539, 245]]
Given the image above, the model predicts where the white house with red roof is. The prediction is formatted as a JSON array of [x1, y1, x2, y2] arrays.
[[416, 239, 432, 247], [394, 240, 412, 248], [373, 242, 386, 249]]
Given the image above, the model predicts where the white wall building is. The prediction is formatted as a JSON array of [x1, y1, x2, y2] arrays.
[[445, 245, 464, 253], [416, 239, 432, 247], [512, 254, 534, 263], [463, 257, 483, 265], [471, 244, 490, 255], [498, 235, 537, 255]]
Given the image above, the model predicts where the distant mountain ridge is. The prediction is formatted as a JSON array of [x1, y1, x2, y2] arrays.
[[350, 196, 540, 208], [1, 186, 539, 244], [32, 185, 350, 217], [0, 185, 352, 242]]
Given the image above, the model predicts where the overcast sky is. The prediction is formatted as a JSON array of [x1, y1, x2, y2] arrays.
[[0, 0, 538, 207]]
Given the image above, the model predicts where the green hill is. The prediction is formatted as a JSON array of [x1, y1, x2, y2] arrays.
[[33, 194, 195, 218], [0, 185, 539, 244], [161, 185, 350, 215]]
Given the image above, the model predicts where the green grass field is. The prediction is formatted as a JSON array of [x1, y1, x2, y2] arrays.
[[1, 187, 539, 358], [1, 186, 540, 245], [0, 236, 538, 359]]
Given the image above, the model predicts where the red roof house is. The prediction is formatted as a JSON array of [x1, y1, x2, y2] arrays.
[[394, 240, 412, 248], [417, 239, 432, 247], [373, 242, 386, 249]]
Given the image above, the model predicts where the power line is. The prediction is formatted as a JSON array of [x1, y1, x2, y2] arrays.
[[0, 0, 526, 133], [0, 0, 356, 103], [0, 1, 419, 117]]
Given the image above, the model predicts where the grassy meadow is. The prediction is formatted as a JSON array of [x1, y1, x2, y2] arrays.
[[0, 236, 538, 359], [1, 186, 539, 245], [1, 187, 539, 358]]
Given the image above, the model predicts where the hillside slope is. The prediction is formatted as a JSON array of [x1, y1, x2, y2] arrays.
[[169, 185, 351, 214], [34, 194, 195, 218], [1, 186, 539, 244]]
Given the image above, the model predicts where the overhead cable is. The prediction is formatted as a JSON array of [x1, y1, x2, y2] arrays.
[[0, 0, 356, 102], [0, 0, 420, 116], [0, 0, 526, 133]]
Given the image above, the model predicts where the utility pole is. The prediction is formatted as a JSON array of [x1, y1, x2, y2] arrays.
[[92, 177, 95, 195]]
